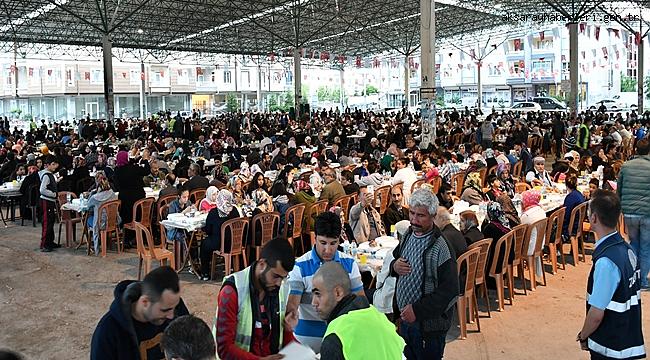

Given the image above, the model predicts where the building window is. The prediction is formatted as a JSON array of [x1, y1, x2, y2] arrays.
[[224, 70, 231, 84], [261, 71, 266, 86], [30, 68, 40, 85], [130, 70, 141, 85], [627, 68, 637, 77], [533, 39, 553, 50], [177, 69, 189, 85], [242, 71, 250, 86], [531, 60, 552, 75], [46, 69, 56, 85], [90, 69, 103, 84], [150, 70, 166, 86]]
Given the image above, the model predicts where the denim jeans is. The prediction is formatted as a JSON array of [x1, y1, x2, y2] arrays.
[[625, 215, 650, 287], [399, 322, 446, 360]]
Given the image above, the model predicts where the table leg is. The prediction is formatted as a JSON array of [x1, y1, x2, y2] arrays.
[[76, 212, 91, 253], [176, 230, 202, 277]]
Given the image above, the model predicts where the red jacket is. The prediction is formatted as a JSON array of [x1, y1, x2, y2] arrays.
[[216, 283, 296, 360]]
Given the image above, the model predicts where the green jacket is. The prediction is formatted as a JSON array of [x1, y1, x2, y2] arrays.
[[617, 155, 650, 217], [294, 190, 316, 233]]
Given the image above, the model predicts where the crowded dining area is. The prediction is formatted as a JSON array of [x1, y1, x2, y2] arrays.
[[0, 104, 648, 359]]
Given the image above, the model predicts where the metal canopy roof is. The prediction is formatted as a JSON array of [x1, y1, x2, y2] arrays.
[[0, 0, 647, 60]]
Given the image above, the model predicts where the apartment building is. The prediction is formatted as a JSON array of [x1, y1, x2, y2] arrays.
[[0, 57, 290, 121]]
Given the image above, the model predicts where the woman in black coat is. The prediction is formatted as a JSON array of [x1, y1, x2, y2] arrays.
[[113, 151, 149, 245]]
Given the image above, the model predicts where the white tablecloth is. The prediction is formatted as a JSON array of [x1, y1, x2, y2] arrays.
[[0, 183, 21, 197]]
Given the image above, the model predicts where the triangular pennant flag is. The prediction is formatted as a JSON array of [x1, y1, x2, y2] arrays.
[[579, 23, 586, 33], [540, 31, 545, 41], [602, 47, 608, 57], [595, 26, 600, 41]]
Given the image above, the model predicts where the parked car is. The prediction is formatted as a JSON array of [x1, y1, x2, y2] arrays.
[[532, 96, 567, 110], [588, 99, 624, 111], [508, 102, 541, 113]]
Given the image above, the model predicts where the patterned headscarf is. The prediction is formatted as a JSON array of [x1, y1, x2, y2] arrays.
[[116, 151, 129, 167], [250, 164, 263, 176], [485, 148, 495, 159], [465, 172, 482, 190], [522, 190, 541, 211], [497, 162, 510, 178], [294, 179, 311, 192], [252, 188, 270, 207], [215, 189, 234, 217], [487, 201, 511, 231]]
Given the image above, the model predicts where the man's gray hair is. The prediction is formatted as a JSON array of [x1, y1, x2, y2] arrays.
[[408, 188, 439, 216]]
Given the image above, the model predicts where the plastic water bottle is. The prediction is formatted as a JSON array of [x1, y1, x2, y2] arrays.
[[351, 241, 358, 258], [66, 193, 71, 204], [390, 225, 396, 239], [342, 240, 350, 255]]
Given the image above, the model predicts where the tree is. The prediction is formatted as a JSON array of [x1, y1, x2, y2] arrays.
[[365, 85, 379, 95], [226, 93, 240, 112], [621, 74, 637, 92]]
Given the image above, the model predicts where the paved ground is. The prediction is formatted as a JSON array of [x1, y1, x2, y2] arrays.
[[1, 220, 649, 359]]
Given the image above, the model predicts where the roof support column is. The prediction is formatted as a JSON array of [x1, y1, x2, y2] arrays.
[[102, 35, 114, 124], [420, 0, 436, 145], [294, 48, 302, 119], [139, 61, 145, 120], [568, 22, 579, 113], [638, 35, 644, 113], [404, 56, 409, 108], [257, 64, 263, 112], [477, 60, 482, 114]]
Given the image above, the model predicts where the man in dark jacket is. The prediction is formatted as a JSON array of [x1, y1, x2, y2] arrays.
[[434, 206, 467, 259], [383, 185, 409, 230], [552, 114, 566, 159], [91, 266, 189, 360], [391, 189, 459, 360], [181, 163, 209, 193], [314, 262, 405, 360]]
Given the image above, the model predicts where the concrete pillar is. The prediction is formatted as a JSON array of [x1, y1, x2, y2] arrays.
[[638, 34, 644, 113], [139, 62, 145, 120], [162, 95, 166, 113], [404, 56, 409, 107], [102, 35, 115, 124], [257, 64, 263, 111], [294, 48, 302, 119], [420, 0, 436, 142], [339, 68, 345, 107], [568, 22, 579, 113], [477, 61, 482, 113]]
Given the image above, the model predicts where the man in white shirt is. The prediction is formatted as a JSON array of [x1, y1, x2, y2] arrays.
[[391, 157, 418, 205]]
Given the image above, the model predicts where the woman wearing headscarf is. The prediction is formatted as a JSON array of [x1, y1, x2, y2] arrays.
[[460, 171, 487, 205], [86, 173, 119, 255], [293, 179, 317, 237], [520, 190, 546, 278], [113, 150, 149, 247], [210, 160, 228, 186], [199, 186, 219, 213], [202, 189, 240, 281], [482, 201, 512, 287], [227, 175, 245, 205], [497, 162, 516, 198], [271, 166, 297, 229]]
